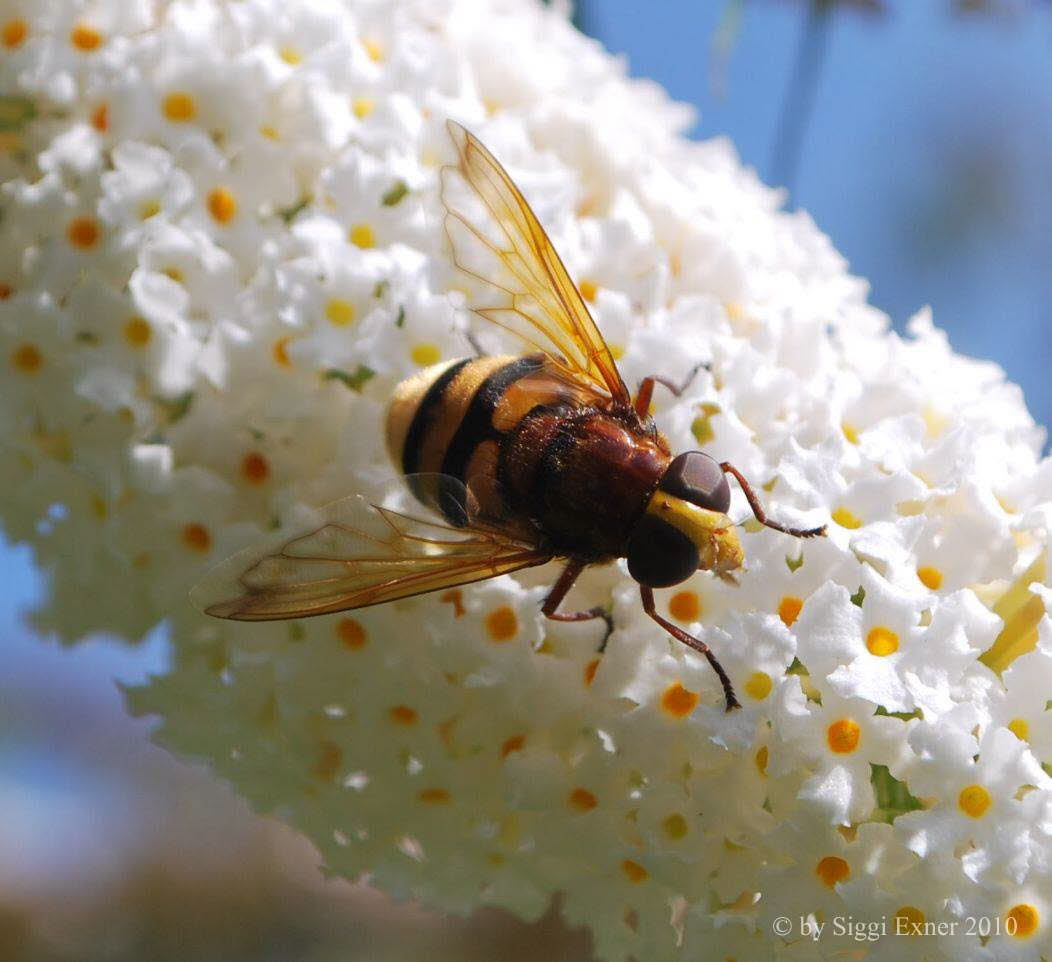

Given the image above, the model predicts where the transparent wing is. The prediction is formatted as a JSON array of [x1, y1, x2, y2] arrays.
[[191, 476, 552, 622], [442, 120, 632, 407]]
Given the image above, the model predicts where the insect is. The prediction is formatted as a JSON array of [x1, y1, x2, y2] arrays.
[[194, 121, 826, 711]]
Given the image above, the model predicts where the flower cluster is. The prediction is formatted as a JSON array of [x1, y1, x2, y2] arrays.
[[3, 1, 1052, 959]]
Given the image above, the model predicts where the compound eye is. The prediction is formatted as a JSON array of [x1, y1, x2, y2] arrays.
[[660, 452, 730, 514], [626, 514, 700, 588]]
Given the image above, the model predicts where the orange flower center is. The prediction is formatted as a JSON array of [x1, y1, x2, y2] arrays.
[[827, 718, 861, 754], [2, 19, 27, 48], [485, 606, 517, 642], [668, 589, 701, 622], [70, 23, 103, 51], [67, 216, 100, 248], [815, 856, 850, 888], [181, 523, 211, 553], [661, 682, 699, 718], [336, 618, 367, 649]]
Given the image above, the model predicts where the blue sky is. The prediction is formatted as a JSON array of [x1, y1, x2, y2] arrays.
[[587, 0, 1052, 432]]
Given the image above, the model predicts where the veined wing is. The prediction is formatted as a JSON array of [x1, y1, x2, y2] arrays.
[[442, 120, 632, 408], [192, 479, 552, 622]]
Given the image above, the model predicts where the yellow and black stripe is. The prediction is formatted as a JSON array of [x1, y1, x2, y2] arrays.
[[387, 354, 560, 527]]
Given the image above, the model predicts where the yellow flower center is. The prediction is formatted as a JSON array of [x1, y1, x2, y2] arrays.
[[162, 92, 197, 123], [690, 403, 721, 445], [207, 187, 237, 224], [958, 784, 991, 818], [352, 98, 375, 119], [578, 279, 598, 302], [917, 565, 943, 590], [1006, 904, 1039, 939], [778, 595, 803, 627], [272, 337, 292, 367], [894, 906, 926, 935], [349, 223, 375, 248], [744, 672, 772, 701], [411, 343, 441, 367], [827, 718, 861, 754], [866, 626, 899, 656], [123, 317, 151, 347], [755, 745, 769, 775], [1007, 718, 1029, 741], [662, 813, 688, 840], [325, 299, 356, 326], [832, 507, 862, 530]]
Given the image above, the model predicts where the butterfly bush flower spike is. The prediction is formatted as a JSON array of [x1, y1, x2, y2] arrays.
[[2, 1, 1051, 959]]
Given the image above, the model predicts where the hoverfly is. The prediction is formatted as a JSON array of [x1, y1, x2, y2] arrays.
[[193, 121, 826, 711]]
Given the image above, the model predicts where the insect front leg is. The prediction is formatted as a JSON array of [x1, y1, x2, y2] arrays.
[[633, 362, 707, 419], [719, 462, 827, 539], [542, 561, 614, 651], [639, 585, 740, 712]]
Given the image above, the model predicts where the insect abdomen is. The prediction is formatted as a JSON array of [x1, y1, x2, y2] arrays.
[[386, 354, 566, 528]]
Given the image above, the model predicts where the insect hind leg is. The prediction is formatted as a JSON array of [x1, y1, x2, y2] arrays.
[[542, 561, 614, 652], [634, 362, 708, 419]]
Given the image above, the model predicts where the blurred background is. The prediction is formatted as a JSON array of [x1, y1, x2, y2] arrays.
[[4, 2, 1051, 959]]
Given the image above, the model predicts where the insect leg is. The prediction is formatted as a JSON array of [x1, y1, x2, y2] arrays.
[[542, 561, 614, 651], [464, 329, 487, 358], [719, 461, 827, 539], [640, 586, 740, 711], [633, 362, 707, 419]]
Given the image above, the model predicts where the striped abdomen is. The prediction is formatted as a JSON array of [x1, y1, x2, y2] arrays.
[[386, 355, 671, 562]]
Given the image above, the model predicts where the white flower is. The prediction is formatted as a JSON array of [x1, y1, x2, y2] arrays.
[[897, 720, 1051, 886], [4, 1, 1052, 960]]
